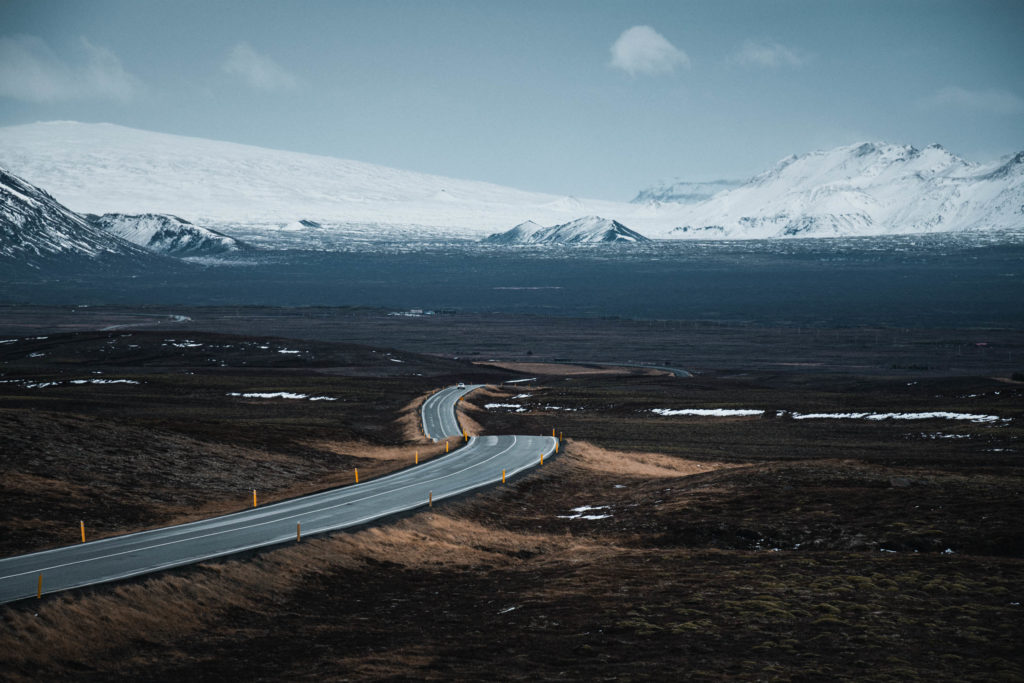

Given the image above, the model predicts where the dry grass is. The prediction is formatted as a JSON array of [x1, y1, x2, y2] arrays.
[[331, 648, 440, 681], [396, 390, 437, 442], [563, 439, 738, 478], [455, 401, 487, 437], [333, 514, 590, 569], [0, 510, 596, 680], [468, 385, 512, 400], [301, 439, 445, 476]]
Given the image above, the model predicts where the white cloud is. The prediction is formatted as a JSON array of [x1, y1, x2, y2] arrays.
[[0, 35, 138, 102], [610, 26, 689, 76], [927, 86, 1024, 115], [731, 40, 804, 68], [222, 42, 298, 91]]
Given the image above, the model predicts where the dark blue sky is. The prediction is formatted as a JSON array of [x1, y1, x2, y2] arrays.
[[1, 0, 1021, 199]]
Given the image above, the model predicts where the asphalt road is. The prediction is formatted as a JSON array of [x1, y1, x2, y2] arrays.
[[0, 385, 556, 604], [422, 383, 482, 439]]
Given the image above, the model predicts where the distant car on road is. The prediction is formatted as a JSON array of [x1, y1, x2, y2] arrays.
[[457, 382, 466, 389]]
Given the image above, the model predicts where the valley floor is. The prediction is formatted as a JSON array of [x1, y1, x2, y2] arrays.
[[0, 316, 1021, 680]]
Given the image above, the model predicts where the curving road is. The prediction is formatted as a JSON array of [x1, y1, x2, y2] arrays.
[[0, 385, 556, 604], [422, 383, 482, 440]]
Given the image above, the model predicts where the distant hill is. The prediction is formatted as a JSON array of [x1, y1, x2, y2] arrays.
[[484, 216, 649, 244], [88, 213, 246, 256]]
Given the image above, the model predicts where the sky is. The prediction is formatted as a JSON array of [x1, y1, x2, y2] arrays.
[[0, 0, 1022, 201]]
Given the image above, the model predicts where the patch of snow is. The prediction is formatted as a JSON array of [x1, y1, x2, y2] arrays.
[[277, 349, 301, 354], [652, 408, 764, 417], [558, 505, 613, 520], [792, 411, 1004, 423], [484, 403, 527, 412], [68, 379, 139, 385], [164, 339, 203, 348], [227, 391, 335, 401]]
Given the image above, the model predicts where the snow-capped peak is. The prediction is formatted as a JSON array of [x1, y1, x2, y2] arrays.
[[88, 213, 245, 256], [484, 216, 649, 244]]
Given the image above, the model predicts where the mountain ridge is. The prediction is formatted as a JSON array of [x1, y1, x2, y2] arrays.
[[0, 166, 157, 265], [660, 140, 1024, 238]]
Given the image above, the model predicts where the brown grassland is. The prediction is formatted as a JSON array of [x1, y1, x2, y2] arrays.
[[0, 322, 1022, 681]]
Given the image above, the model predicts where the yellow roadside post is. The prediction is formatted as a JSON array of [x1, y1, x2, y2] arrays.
[[415, 450, 419, 465], [37, 573, 42, 599], [80, 520, 85, 543], [297, 523, 301, 542], [552, 427, 555, 437], [446, 440, 449, 453], [355, 468, 359, 484], [502, 469, 506, 484], [540, 453, 544, 465], [253, 489, 258, 507], [429, 491, 433, 507]]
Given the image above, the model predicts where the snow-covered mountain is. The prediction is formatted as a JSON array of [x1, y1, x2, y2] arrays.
[[0, 167, 153, 262], [632, 179, 742, 205], [662, 142, 1024, 239], [0, 121, 640, 235], [88, 213, 246, 255], [483, 220, 546, 244], [1, 122, 1020, 241], [484, 216, 649, 244]]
